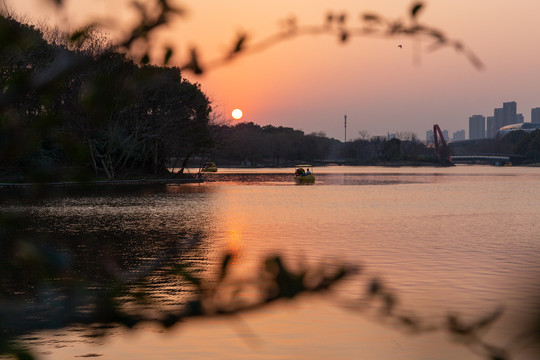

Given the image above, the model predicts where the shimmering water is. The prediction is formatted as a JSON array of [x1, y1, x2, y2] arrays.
[[2, 165, 540, 359]]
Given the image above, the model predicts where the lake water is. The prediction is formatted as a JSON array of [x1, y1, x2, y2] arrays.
[[2, 165, 540, 359]]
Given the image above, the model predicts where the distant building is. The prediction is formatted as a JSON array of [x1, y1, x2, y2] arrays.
[[494, 107, 504, 133], [426, 128, 449, 142], [468, 102, 526, 139], [486, 116, 496, 138], [426, 130, 434, 143], [498, 122, 540, 136], [442, 129, 449, 141], [502, 101, 517, 126], [532, 107, 540, 124], [469, 115, 485, 139], [452, 129, 466, 141]]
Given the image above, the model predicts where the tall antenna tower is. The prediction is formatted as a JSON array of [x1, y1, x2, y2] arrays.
[[344, 115, 347, 143]]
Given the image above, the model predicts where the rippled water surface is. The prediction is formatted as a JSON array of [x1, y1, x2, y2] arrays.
[[2, 166, 540, 359]]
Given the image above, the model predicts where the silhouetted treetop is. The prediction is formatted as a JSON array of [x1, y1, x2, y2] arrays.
[[0, 14, 211, 181]]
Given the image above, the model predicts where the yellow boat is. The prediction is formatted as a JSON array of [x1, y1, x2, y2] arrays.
[[294, 164, 315, 183], [201, 162, 218, 172]]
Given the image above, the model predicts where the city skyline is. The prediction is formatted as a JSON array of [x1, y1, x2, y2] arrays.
[[467, 101, 540, 140]]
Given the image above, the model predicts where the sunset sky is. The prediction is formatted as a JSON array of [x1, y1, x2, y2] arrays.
[[6, 0, 540, 140]]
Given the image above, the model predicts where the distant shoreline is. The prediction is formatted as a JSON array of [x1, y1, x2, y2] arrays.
[[0, 178, 203, 188], [215, 160, 540, 168], [215, 161, 447, 169], [3, 161, 538, 187]]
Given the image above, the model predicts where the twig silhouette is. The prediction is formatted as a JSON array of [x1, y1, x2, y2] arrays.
[[175, 2, 483, 75]]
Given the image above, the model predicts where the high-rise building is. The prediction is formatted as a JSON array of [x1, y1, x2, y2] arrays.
[[442, 129, 449, 141], [469, 115, 485, 139], [502, 101, 517, 126], [516, 113, 524, 123], [494, 108, 504, 133], [486, 116, 495, 138], [426, 128, 450, 142], [453, 129, 465, 141], [426, 130, 434, 143], [532, 107, 540, 124]]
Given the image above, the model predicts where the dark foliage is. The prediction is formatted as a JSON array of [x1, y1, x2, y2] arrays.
[[513, 129, 540, 161], [381, 138, 402, 161], [208, 123, 436, 167], [0, 15, 212, 181], [209, 122, 341, 167]]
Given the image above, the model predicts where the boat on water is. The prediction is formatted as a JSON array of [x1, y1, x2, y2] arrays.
[[294, 164, 315, 184], [201, 162, 218, 172]]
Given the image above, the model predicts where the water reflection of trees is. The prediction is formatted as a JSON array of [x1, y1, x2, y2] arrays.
[[1, 186, 212, 316], [0, 185, 354, 359]]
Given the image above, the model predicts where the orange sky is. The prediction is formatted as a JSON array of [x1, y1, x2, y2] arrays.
[[6, 0, 540, 140]]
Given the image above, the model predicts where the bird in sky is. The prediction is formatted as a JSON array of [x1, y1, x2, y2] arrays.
[[398, 44, 402, 48]]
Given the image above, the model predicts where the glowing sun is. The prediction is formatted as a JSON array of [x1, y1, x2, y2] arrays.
[[232, 108, 243, 120]]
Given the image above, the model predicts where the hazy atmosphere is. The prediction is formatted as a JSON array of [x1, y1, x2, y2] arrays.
[[7, 0, 540, 139], [2, 1, 540, 359]]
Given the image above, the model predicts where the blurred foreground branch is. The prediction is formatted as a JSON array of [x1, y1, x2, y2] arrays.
[[2, 242, 533, 360], [191, 2, 483, 75], [27, 1, 483, 74]]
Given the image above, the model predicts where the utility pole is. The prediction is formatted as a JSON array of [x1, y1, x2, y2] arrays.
[[344, 115, 347, 143]]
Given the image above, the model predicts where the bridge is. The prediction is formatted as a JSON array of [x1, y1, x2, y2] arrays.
[[451, 154, 524, 165]]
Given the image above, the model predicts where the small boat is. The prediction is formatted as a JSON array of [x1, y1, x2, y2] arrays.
[[201, 162, 218, 172], [294, 164, 315, 183]]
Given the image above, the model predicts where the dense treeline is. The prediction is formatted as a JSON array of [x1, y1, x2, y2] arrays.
[[341, 134, 435, 164], [0, 15, 212, 181], [208, 123, 437, 167], [209, 123, 341, 166], [208, 125, 540, 167], [513, 130, 540, 160]]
